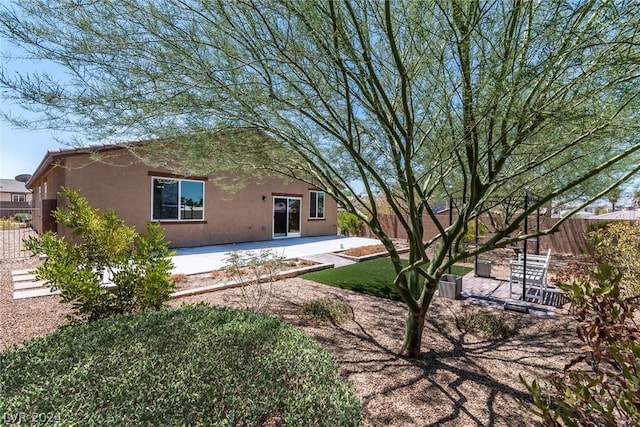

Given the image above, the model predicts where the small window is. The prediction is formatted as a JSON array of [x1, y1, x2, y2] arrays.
[[12, 194, 26, 202], [309, 191, 325, 219], [152, 177, 205, 221]]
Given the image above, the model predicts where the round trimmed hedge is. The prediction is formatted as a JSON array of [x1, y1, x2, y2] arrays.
[[0, 305, 360, 426]]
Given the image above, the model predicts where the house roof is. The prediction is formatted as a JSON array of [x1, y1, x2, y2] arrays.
[[590, 209, 640, 220], [25, 142, 141, 189], [25, 128, 270, 189], [0, 178, 30, 194]]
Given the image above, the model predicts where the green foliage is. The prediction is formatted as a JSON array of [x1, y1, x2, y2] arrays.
[[0, 305, 361, 426], [521, 259, 640, 426], [0, 215, 29, 229], [585, 220, 620, 237], [463, 220, 489, 243], [338, 211, 364, 236], [589, 221, 640, 297], [0, 217, 14, 230], [223, 249, 286, 312], [4, 0, 640, 358], [23, 188, 175, 323], [455, 311, 517, 340], [301, 298, 352, 324], [302, 258, 471, 301], [13, 212, 31, 222]]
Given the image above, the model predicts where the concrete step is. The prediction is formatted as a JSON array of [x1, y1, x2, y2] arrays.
[[11, 269, 34, 276], [14, 280, 47, 290], [14, 287, 60, 300], [12, 273, 38, 282]]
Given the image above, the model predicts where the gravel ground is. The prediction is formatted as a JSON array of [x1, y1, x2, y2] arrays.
[[1, 253, 580, 426], [170, 280, 579, 426], [0, 258, 71, 351]]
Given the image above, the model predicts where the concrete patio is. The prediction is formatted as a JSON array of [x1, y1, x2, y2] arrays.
[[461, 272, 565, 318], [11, 235, 569, 319], [11, 235, 382, 299], [171, 235, 382, 275]]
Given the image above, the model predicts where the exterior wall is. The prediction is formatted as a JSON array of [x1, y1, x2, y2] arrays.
[[33, 150, 337, 247], [30, 164, 66, 233], [0, 181, 33, 218], [0, 192, 32, 203]]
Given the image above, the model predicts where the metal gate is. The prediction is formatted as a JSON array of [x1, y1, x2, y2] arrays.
[[0, 208, 38, 260]]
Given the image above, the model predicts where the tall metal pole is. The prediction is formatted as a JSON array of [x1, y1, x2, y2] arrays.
[[536, 205, 540, 255], [522, 191, 529, 301], [448, 197, 453, 275], [474, 214, 479, 274]]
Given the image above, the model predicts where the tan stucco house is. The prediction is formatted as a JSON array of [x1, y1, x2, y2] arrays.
[[26, 141, 337, 247], [0, 178, 33, 218]]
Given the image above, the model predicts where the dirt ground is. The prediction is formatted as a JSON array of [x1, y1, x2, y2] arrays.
[[0, 252, 581, 426]]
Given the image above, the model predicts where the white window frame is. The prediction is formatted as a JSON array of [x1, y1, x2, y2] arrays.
[[309, 190, 325, 219], [150, 176, 205, 222], [12, 194, 26, 202]]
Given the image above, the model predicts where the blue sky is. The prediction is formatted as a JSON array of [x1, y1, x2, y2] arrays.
[[0, 36, 66, 180], [0, 125, 65, 179], [0, 20, 637, 203]]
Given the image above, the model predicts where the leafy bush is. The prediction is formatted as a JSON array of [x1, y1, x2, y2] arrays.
[[455, 311, 516, 340], [463, 220, 489, 243], [585, 219, 620, 236], [13, 212, 32, 223], [588, 221, 640, 297], [521, 260, 640, 425], [223, 249, 286, 312], [24, 187, 176, 323], [301, 298, 352, 323], [338, 211, 364, 236], [0, 305, 361, 426], [0, 217, 14, 230], [583, 220, 620, 253]]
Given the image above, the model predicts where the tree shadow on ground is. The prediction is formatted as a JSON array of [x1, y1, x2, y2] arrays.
[[270, 284, 577, 427]]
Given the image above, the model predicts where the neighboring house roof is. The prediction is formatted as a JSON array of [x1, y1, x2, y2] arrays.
[[590, 209, 640, 220], [0, 178, 30, 194]]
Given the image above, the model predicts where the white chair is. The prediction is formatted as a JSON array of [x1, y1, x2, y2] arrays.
[[509, 249, 551, 304]]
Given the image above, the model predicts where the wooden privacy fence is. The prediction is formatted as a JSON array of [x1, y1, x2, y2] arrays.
[[360, 213, 623, 256]]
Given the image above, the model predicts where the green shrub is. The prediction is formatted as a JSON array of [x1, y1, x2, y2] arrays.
[[463, 220, 489, 243], [583, 219, 620, 253], [521, 260, 640, 425], [13, 212, 32, 223], [338, 211, 364, 236], [589, 221, 640, 297], [0, 305, 361, 426], [0, 217, 14, 230], [301, 298, 352, 323], [456, 311, 516, 340], [24, 187, 176, 323]]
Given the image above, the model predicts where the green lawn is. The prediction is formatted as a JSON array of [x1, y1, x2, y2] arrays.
[[301, 258, 472, 301]]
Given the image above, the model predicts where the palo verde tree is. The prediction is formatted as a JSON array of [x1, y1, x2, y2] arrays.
[[2, 1, 640, 357]]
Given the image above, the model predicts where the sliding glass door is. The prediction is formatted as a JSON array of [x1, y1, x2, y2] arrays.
[[273, 197, 301, 238]]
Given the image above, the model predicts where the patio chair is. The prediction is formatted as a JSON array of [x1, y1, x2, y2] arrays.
[[509, 249, 551, 304]]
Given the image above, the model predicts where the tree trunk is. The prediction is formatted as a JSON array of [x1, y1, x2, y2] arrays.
[[401, 307, 426, 358]]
